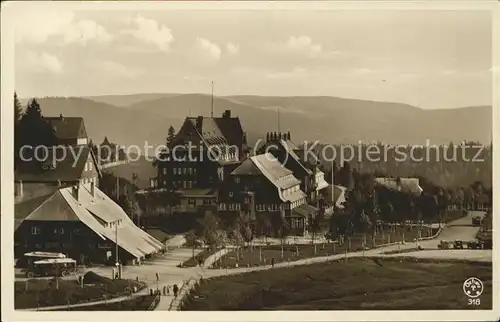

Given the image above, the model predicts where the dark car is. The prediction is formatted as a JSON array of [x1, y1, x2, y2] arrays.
[[453, 240, 464, 249]]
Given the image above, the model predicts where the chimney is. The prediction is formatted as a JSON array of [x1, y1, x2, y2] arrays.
[[91, 181, 95, 197], [278, 132, 282, 140], [273, 132, 277, 141], [287, 131, 291, 140], [266, 132, 270, 142], [72, 185, 80, 201], [223, 110, 231, 119], [195, 116, 203, 132]]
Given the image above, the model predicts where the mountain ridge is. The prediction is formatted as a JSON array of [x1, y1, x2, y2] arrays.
[[21, 94, 491, 148]]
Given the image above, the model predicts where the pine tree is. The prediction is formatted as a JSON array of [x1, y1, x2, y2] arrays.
[[14, 92, 23, 124], [166, 126, 176, 147]]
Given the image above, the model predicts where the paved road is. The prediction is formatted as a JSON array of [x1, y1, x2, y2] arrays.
[[418, 211, 485, 249]]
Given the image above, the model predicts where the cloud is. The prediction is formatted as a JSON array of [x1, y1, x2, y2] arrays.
[[14, 9, 112, 46], [100, 61, 142, 79], [286, 36, 322, 57], [124, 15, 174, 51], [22, 51, 63, 74], [226, 43, 240, 55], [63, 20, 113, 45], [195, 38, 222, 62], [15, 8, 75, 43]]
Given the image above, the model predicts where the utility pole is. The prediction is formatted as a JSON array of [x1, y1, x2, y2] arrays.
[[115, 220, 119, 278], [331, 159, 335, 212]]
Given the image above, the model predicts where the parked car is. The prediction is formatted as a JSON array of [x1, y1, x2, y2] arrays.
[[453, 240, 464, 249], [466, 240, 483, 249], [472, 216, 483, 226], [438, 240, 451, 250]]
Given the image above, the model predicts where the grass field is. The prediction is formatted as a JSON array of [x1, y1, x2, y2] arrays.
[[15, 272, 146, 309], [54, 295, 158, 311], [182, 258, 492, 310], [211, 227, 438, 269]]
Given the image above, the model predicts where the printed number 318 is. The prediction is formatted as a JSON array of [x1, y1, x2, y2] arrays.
[[468, 298, 480, 306]]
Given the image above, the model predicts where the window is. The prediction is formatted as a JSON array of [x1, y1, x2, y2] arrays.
[[188, 198, 195, 205], [235, 177, 240, 183], [245, 198, 250, 204], [183, 181, 187, 189], [31, 226, 41, 235], [84, 162, 88, 171], [59, 228, 65, 234], [173, 168, 177, 175], [229, 192, 233, 197], [188, 181, 192, 188], [89, 162, 93, 171], [183, 168, 187, 175], [193, 168, 197, 174], [46, 242, 60, 249], [163, 168, 167, 175], [163, 180, 167, 186], [74, 228, 81, 235]]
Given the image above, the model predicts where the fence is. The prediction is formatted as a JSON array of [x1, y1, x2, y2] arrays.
[[148, 294, 161, 310], [168, 278, 199, 311]]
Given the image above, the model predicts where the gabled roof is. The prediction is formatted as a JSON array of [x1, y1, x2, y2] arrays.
[[174, 117, 239, 164], [232, 154, 306, 203], [15, 146, 100, 182], [15, 183, 164, 259], [44, 116, 87, 140], [374, 177, 423, 196], [231, 157, 261, 176]]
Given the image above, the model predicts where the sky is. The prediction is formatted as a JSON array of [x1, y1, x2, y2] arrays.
[[13, 4, 493, 109]]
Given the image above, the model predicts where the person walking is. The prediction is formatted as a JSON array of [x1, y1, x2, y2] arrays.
[[163, 285, 166, 296], [271, 257, 275, 268], [173, 284, 179, 298]]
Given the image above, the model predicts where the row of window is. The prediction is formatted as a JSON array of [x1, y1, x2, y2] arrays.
[[283, 185, 300, 197], [84, 160, 94, 172], [218, 203, 242, 211], [31, 226, 81, 235], [290, 198, 306, 209], [290, 218, 304, 229], [170, 167, 197, 175], [188, 198, 215, 206], [256, 204, 282, 212], [81, 177, 97, 185]]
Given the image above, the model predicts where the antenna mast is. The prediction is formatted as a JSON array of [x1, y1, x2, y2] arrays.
[[211, 81, 214, 118], [277, 107, 280, 132]]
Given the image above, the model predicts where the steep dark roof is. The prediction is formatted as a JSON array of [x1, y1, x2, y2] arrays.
[[214, 117, 244, 148], [44, 116, 87, 140], [15, 192, 57, 230], [15, 146, 99, 182], [181, 117, 239, 164]]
